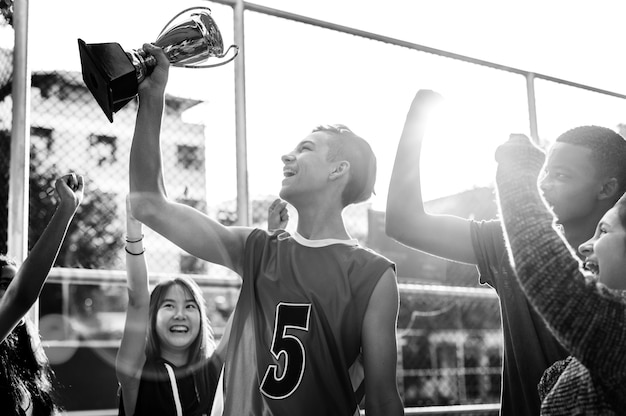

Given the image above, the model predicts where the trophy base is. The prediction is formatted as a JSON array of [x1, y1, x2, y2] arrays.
[[78, 39, 138, 123]]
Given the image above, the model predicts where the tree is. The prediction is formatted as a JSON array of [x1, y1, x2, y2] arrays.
[[27, 143, 124, 269], [1, 131, 124, 266], [0, 3, 123, 266], [0, 0, 13, 27]]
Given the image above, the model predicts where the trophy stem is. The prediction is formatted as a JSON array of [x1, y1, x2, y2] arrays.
[[126, 49, 157, 84]]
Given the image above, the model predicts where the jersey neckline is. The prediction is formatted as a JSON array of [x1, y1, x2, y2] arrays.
[[286, 231, 359, 248]]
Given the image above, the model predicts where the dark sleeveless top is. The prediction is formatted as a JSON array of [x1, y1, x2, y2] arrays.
[[118, 356, 220, 416]]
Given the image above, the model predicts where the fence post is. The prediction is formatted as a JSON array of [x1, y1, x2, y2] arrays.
[[525, 73, 539, 143], [9, 0, 34, 325], [233, 0, 250, 226]]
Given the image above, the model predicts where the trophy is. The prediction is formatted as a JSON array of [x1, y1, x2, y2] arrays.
[[78, 7, 238, 122]]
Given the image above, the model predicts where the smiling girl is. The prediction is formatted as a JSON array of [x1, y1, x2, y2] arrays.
[[116, 197, 219, 416]]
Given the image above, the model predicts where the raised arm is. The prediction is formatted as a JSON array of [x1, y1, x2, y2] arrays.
[[116, 196, 150, 415], [495, 134, 626, 382], [386, 90, 477, 264], [361, 268, 404, 416], [128, 44, 252, 275], [0, 173, 83, 343]]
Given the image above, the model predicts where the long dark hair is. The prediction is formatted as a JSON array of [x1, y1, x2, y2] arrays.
[[0, 317, 61, 416], [0, 254, 61, 415], [144, 276, 217, 408]]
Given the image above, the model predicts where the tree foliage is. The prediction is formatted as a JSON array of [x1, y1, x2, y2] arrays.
[[28, 144, 124, 269], [0, 0, 13, 27], [0, 130, 123, 268]]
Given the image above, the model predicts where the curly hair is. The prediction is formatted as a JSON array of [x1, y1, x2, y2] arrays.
[[556, 126, 626, 200]]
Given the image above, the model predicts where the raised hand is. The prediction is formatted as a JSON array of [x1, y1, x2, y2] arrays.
[[268, 198, 289, 231], [138, 43, 170, 98], [408, 89, 444, 118], [495, 133, 546, 174], [54, 173, 84, 211]]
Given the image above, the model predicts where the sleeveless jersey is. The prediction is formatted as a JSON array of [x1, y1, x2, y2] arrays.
[[220, 229, 394, 416]]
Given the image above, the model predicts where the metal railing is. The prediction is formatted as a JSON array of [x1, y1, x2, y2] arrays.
[[44, 267, 500, 413], [64, 404, 501, 416]]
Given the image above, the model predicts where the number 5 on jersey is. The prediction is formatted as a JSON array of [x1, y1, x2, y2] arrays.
[[260, 302, 311, 399]]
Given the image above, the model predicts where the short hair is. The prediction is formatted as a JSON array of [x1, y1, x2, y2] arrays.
[[312, 124, 377, 207], [556, 126, 626, 198]]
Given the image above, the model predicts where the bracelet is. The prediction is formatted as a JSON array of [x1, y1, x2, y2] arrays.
[[125, 234, 144, 243], [125, 246, 145, 256]]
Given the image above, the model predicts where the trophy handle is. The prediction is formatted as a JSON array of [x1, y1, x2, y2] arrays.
[[180, 44, 239, 69], [157, 6, 239, 68], [158, 6, 214, 39]]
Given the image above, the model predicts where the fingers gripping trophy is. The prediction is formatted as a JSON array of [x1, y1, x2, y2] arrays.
[[78, 7, 238, 122]]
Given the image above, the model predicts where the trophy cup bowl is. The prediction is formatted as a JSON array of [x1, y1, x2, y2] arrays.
[[78, 7, 238, 122]]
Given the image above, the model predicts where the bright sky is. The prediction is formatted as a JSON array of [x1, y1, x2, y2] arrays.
[[8, 0, 626, 209]]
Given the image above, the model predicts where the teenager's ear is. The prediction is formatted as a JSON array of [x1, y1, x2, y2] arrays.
[[598, 177, 619, 201], [329, 161, 350, 180]]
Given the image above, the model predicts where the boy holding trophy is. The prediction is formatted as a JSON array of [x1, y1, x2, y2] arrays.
[[126, 43, 404, 416]]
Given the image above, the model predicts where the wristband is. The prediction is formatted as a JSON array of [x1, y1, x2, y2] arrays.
[[125, 234, 144, 243], [125, 247, 145, 256]]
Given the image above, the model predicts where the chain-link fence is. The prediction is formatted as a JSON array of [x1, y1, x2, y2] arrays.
[[2, 1, 626, 414], [397, 284, 501, 408], [36, 270, 502, 411]]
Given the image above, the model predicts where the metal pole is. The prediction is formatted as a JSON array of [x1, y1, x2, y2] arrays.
[[233, 0, 250, 226], [525, 73, 539, 143], [9, 0, 34, 325], [209, 0, 626, 100]]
